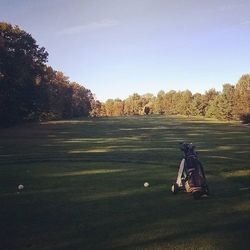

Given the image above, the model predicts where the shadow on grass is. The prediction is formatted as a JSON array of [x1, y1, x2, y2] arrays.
[[0, 116, 249, 249]]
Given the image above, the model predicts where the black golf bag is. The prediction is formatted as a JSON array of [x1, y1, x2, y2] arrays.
[[171, 143, 209, 199]]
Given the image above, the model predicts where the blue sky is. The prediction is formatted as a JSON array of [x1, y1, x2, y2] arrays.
[[1, 0, 250, 101]]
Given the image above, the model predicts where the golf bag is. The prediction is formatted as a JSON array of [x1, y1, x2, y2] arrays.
[[171, 143, 209, 199]]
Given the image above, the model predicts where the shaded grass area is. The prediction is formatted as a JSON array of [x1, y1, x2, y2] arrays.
[[0, 115, 249, 249]]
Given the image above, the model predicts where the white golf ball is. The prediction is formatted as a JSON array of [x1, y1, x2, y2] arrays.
[[18, 184, 24, 190], [144, 182, 149, 187]]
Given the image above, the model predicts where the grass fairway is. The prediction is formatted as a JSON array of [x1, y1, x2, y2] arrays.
[[0, 116, 249, 250]]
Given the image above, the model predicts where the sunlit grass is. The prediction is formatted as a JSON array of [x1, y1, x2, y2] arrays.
[[47, 168, 127, 176], [41, 120, 89, 124], [224, 169, 250, 177], [69, 148, 112, 153]]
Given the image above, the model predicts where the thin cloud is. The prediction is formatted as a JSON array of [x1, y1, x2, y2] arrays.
[[241, 20, 250, 25], [58, 19, 119, 35]]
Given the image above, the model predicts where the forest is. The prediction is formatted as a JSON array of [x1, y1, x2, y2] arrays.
[[0, 22, 249, 127], [94, 78, 249, 123]]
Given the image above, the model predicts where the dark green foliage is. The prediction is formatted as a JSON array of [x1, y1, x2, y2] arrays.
[[217, 84, 236, 121], [40, 68, 93, 120], [234, 74, 250, 119], [0, 22, 48, 126], [205, 95, 221, 119], [0, 22, 94, 127], [154, 90, 165, 114], [176, 90, 192, 116]]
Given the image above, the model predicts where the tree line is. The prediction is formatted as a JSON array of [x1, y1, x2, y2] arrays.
[[0, 22, 94, 127], [93, 75, 250, 123], [1, 22, 249, 127]]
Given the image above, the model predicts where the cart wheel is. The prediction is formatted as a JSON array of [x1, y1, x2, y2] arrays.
[[171, 183, 179, 194], [203, 185, 210, 195], [193, 191, 201, 200]]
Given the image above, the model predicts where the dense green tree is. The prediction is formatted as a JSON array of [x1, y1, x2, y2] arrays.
[[113, 99, 124, 116], [205, 95, 221, 119], [204, 88, 219, 116], [96, 75, 248, 123], [204, 88, 219, 102], [104, 99, 115, 116], [90, 99, 102, 117], [123, 93, 142, 115], [218, 84, 236, 120], [0, 23, 94, 126], [70, 82, 93, 117], [177, 90, 192, 115], [234, 74, 250, 119], [168, 91, 180, 114], [140, 93, 154, 115], [154, 90, 165, 114], [0, 22, 48, 126], [40, 69, 71, 119], [164, 90, 179, 115], [190, 93, 206, 116]]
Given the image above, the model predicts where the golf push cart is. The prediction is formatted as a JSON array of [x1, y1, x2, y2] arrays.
[[171, 143, 209, 200]]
